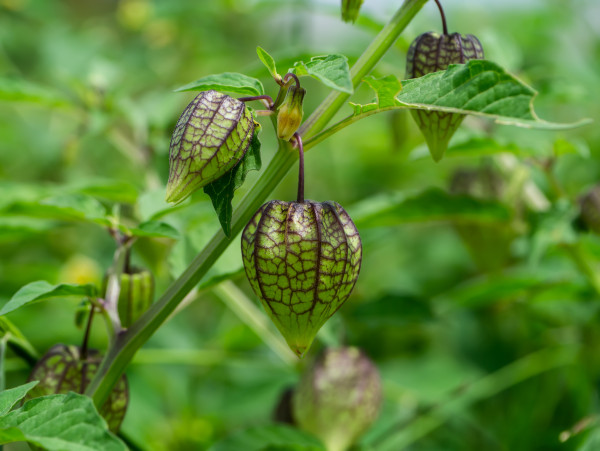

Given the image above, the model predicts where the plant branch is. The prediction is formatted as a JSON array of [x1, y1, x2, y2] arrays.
[[85, 0, 429, 407]]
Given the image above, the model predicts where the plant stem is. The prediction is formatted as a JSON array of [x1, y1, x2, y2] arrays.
[[294, 133, 305, 203], [434, 0, 448, 35], [238, 95, 275, 109], [85, 0, 428, 407]]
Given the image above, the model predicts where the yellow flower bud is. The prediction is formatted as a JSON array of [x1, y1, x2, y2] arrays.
[[277, 85, 305, 141]]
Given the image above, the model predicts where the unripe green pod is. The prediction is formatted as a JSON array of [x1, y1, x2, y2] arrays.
[[166, 90, 255, 203], [277, 85, 306, 141], [26, 344, 129, 433], [406, 32, 484, 161], [117, 269, 154, 328], [341, 0, 364, 23], [242, 200, 362, 357], [293, 347, 382, 451]]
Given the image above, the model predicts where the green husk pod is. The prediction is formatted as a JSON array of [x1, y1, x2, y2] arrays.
[[117, 269, 154, 328], [166, 90, 255, 203], [578, 185, 600, 234], [406, 32, 484, 161], [241, 200, 362, 357], [26, 344, 129, 433], [293, 347, 382, 451], [450, 167, 515, 271], [341, 0, 364, 23]]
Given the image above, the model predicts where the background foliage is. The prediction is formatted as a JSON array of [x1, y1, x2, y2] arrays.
[[1, 0, 599, 449]]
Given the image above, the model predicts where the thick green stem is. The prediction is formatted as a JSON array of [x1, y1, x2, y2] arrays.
[[85, 0, 428, 407]]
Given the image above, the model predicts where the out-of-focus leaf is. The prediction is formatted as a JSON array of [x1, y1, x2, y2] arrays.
[[128, 221, 179, 240], [174, 73, 264, 96], [0, 281, 97, 316], [0, 217, 56, 241], [410, 136, 541, 160], [578, 426, 600, 451], [70, 180, 139, 204], [0, 382, 38, 415], [256, 46, 279, 80], [209, 424, 325, 451], [292, 55, 353, 94], [0, 392, 126, 450], [204, 132, 262, 237], [437, 270, 584, 309], [352, 188, 512, 228], [0, 78, 71, 107], [2, 194, 110, 226]]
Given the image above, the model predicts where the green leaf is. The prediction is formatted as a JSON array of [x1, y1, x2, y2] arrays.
[[210, 424, 325, 451], [0, 382, 38, 415], [204, 132, 262, 237], [128, 220, 179, 240], [257, 46, 280, 80], [292, 55, 353, 94], [0, 392, 126, 450], [352, 188, 512, 228], [175, 72, 265, 96], [0, 281, 98, 316], [335, 60, 590, 135], [0, 77, 71, 107]]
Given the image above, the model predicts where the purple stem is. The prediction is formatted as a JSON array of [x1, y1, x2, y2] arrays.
[[283, 72, 301, 89], [434, 0, 448, 35], [238, 95, 275, 109]]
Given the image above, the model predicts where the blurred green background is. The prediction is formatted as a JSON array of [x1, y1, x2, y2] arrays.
[[1, 0, 600, 449]]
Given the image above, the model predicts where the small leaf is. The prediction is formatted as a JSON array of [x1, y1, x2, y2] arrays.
[[128, 221, 179, 240], [0, 281, 97, 316], [174, 72, 264, 96], [256, 46, 280, 80], [352, 188, 512, 228], [292, 55, 353, 94], [204, 132, 262, 237], [0, 392, 126, 450], [0, 382, 38, 416], [209, 424, 325, 451]]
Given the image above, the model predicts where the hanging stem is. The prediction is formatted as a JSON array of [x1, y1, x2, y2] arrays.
[[79, 306, 95, 393], [434, 0, 448, 35], [80, 307, 95, 361], [294, 133, 305, 203], [238, 95, 275, 109]]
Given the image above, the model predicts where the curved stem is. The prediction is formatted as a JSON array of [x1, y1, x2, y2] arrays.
[[294, 133, 305, 203], [434, 0, 448, 35], [283, 72, 301, 88], [85, 0, 429, 407], [238, 95, 275, 109]]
